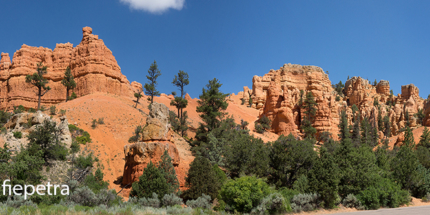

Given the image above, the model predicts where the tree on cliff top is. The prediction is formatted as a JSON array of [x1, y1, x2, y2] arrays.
[[170, 70, 190, 136], [26, 62, 51, 110], [144, 60, 161, 104], [61, 66, 76, 102], [134, 91, 143, 108]]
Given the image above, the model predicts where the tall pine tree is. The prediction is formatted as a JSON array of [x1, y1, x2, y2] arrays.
[[26, 62, 51, 110], [301, 91, 317, 139], [61, 66, 76, 102], [158, 150, 180, 195], [144, 60, 161, 104]]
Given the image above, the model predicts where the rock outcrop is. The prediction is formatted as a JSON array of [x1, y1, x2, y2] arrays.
[[241, 64, 426, 140], [0, 27, 138, 110], [1, 111, 72, 151], [246, 64, 340, 138], [122, 102, 181, 187]]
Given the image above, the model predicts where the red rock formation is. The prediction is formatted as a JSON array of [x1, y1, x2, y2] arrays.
[[254, 64, 340, 139], [0, 27, 138, 110], [122, 102, 181, 187]]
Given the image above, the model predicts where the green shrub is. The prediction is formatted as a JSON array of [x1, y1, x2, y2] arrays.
[[128, 193, 161, 208], [423, 193, 430, 202], [76, 131, 92, 145], [91, 119, 97, 129], [219, 176, 271, 213], [28, 108, 36, 113], [75, 153, 96, 169], [290, 193, 320, 213], [342, 194, 362, 209], [40, 106, 46, 111], [357, 178, 410, 210], [83, 168, 109, 193], [254, 115, 271, 134], [13, 105, 25, 114], [60, 109, 66, 116], [251, 192, 291, 214], [70, 141, 80, 154], [97, 118, 104, 124], [13, 131, 22, 139], [130, 161, 169, 200], [335, 95, 340, 101], [278, 187, 300, 203], [50, 105, 57, 115], [69, 92, 77, 100], [186, 194, 212, 209], [162, 193, 183, 207]]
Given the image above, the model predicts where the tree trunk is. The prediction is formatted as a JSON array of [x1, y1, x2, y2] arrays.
[[66, 88, 69, 102], [38, 87, 41, 110]]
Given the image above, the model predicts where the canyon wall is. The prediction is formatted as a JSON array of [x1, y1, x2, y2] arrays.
[[0, 27, 137, 110]]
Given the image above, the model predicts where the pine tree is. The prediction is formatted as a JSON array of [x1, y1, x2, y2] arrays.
[[144, 60, 161, 104], [405, 110, 410, 127], [419, 127, 430, 148], [301, 91, 317, 139], [360, 117, 372, 147], [383, 115, 391, 137], [249, 97, 253, 107], [172, 70, 189, 118], [377, 107, 383, 131], [351, 113, 361, 146], [130, 161, 169, 199], [404, 126, 415, 148], [308, 147, 340, 208], [193, 78, 228, 148], [26, 62, 51, 110], [61, 66, 76, 102], [182, 156, 220, 201], [338, 110, 350, 141], [158, 150, 180, 195], [134, 91, 143, 108]]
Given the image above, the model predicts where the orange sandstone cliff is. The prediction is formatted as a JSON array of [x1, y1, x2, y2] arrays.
[[0, 27, 137, 110]]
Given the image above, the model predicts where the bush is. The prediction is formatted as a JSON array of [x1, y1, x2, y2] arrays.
[[13, 105, 25, 114], [75, 153, 96, 169], [357, 178, 410, 210], [28, 108, 36, 113], [50, 105, 57, 115], [97, 118, 105, 124], [76, 131, 92, 145], [186, 194, 212, 209], [13, 131, 22, 139], [162, 193, 183, 207], [83, 168, 109, 193], [69, 92, 77, 100], [91, 119, 97, 129], [336, 95, 340, 101], [278, 187, 300, 203], [40, 106, 46, 111], [60, 109, 66, 116], [251, 192, 290, 214], [70, 141, 80, 154], [130, 161, 169, 200], [254, 115, 271, 134], [219, 176, 271, 213], [0, 195, 37, 208], [423, 193, 430, 202], [342, 194, 362, 209], [290, 193, 320, 213], [129, 193, 161, 208]]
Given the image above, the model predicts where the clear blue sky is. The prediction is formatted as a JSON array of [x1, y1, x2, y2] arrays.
[[1, 0, 429, 98]]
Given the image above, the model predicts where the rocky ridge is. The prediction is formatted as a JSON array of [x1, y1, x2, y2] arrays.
[[0, 27, 140, 110]]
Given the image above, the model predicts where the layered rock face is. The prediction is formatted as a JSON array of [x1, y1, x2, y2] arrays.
[[243, 64, 340, 138], [122, 102, 181, 187], [239, 64, 427, 139], [0, 27, 136, 110]]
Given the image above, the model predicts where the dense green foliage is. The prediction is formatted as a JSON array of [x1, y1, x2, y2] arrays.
[[130, 161, 169, 200], [158, 150, 180, 195], [219, 176, 271, 213]]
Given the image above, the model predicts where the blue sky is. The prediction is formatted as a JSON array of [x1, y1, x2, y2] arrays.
[[1, 0, 429, 98]]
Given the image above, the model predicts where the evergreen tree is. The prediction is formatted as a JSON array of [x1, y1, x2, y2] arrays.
[[193, 78, 228, 148], [308, 147, 340, 208], [144, 60, 161, 104], [172, 71, 189, 117], [128, 125, 142, 143], [134, 91, 143, 108], [405, 110, 410, 127], [61, 66, 76, 102], [83, 168, 109, 193], [268, 134, 317, 188], [377, 107, 383, 131], [391, 129, 419, 190], [338, 110, 350, 141], [415, 109, 425, 125], [130, 161, 169, 199], [301, 91, 317, 139], [383, 115, 391, 137], [419, 126, 430, 148], [182, 156, 220, 201], [351, 104, 358, 115], [26, 62, 51, 110], [249, 97, 253, 107], [158, 150, 180, 195], [27, 119, 68, 163], [351, 113, 361, 146]]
